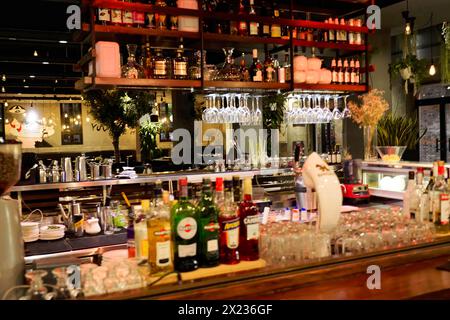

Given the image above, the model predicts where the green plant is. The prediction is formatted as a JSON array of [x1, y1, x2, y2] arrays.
[[377, 112, 427, 149], [262, 93, 287, 155], [83, 89, 154, 162], [139, 114, 162, 161], [388, 54, 428, 94]]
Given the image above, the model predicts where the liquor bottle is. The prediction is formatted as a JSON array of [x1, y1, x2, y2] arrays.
[[249, 49, 263, 82], [155, 0, 168, 30], [334, 18, 340, 42], [249, 0, 259, 36], [270, 2, 281, 38], [239, 177, 260, 261], [339, 18, 348, 43], [239, 53, 250, 82], [197, 178, 220, 267], [331, 58, 338, 84], [343, 59, 350, 84], [229, 0, 238, 35], [122, 0, 134, 27], [232, 176, 241, 203], [276, 54, 285, 83], [432, 164, 450, 228], [97, 8, 111, 25], [336, 144, 342, 164], [171, 177, 199, 272], [337, 58, 344, 84], [260, 0, 271, 37], [354, 19, 363, 45], [111, 6, 123, 26], [354, 59, 361, 84], [238, 0, 248, 36], [349, 59, 356, 84], [134, 201, 148, 260], [153, 48, 169, 79], [126, 212, 136, 258], [142, 43, 153, 79], [284, 53, 291, 82], [147, 181, 173, 276], [219, 178, 240, 264], [403, 171, 415, 218], [173, 42, 188, 80], [133, 1, 146, 27], [411, 167, 425, 220], [330, 146, 337, 164], [281, 9, 290, 40], [264, 53, 276, 82], [122, 44, 145, 79], [348, 19, 355, 45]]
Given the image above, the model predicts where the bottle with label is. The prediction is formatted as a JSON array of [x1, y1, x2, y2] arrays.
[[349, 59, 356, 84], [127, 213, 136, 258], [147, 182, 173, 276], [237, 0, 248, 36], [153, 48, 169, 79], [328, 18, 335, 43], [122, 0, 134, 27], [121, 44, 145, 79], [348, 19, 355, 44], [334, 18, 340, 42], [239, 53, 250, 82], [343, 59, 350, 84], [335, 144, 342, 164], [248, 0, 259, 36], [337, 59, 344, 84], [132, 1, 145, 27], [142, 43, 153, 79], [339, 18, 348, 43], [354, 59, 361, 84], [431, 165, 446, 224], [284, 53, 291, 82], [239, 177, 260, 261], [249, 49, 263, 82], [97, 8, 111, 25], [403, 171, 416, 218], [354, 19, 363, 45], [411, 167, 425, 220], [111, 6, 123, 26], [171, 177, 199, 272], [270, 2, 281, 38], [173, 42, 188, 80], [197, 178, 220, 267], [264, 53, 276, 83], [260, 0, 271, 37], [219, 178, 240, 264], [331, 58, 338, 84]]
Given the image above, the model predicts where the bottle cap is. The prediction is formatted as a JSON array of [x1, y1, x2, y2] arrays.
[[438, 165, 445, 176], [417, 167, 424, 173], [252, 49, 258, 58], [179, 177, 188, 187], [215, 177, 224, 191]]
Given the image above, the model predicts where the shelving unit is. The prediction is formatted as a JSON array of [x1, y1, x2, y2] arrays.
[[76, 0, 371, 94]]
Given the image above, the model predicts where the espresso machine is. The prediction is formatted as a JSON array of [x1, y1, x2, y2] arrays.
[[341, 159, 370, 204], [0, 141, 25, 298]]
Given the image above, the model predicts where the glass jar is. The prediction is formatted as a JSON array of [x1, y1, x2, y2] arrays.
[[153, 48, 170, 79], [121, 44, 145, 79], [214, 47, 241, 81]]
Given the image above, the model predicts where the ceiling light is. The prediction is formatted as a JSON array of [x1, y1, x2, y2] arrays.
[[23, 79, 26, 83], [59, 40, 68, 44], [55, 79, 58, 84], [24, 85, 29, 88], [405, 22, 411, 35], [42, 61, 49, 65], [4, 102, 8, 107], [1, 87, 5, 93], [86, 117, 90, 123], [34, 50, 38, 57], [429, 64, 436, 76], [29, 75, 35, 78], [2, 74, 5, 81]]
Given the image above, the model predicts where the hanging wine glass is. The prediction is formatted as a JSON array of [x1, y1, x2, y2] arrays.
[[332, 95, 342, 120], [342, 95, 351, 118]]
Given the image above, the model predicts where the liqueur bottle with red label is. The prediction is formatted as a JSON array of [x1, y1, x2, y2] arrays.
[[197, 178, 220, 267], [239, 177, 260, 261], [171, 177, 199, 272], [219, 178, 240, 265]]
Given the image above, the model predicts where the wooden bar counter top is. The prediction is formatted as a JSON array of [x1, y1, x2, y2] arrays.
[[90, 239, 450, 300]]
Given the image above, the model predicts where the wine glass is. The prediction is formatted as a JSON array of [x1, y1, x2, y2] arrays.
[[332, 95, 342, 120], [342, 95, 351, 118]]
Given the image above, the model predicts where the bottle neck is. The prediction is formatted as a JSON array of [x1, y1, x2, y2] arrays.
[[179, 184, 188, 199], [243, 194, 252, 201]]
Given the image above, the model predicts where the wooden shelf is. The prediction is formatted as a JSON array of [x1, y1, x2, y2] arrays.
[[203, 33, 289, 45], [293, 83, 367, 92], [293, 39, 367, 51], [82, 23, 200, 39], [76, 77, 201, 90], [203, 81, 291, 90], [92, 0, 199, 16]]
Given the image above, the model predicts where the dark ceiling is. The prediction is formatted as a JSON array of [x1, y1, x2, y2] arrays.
[[0, 0, 404, 97]]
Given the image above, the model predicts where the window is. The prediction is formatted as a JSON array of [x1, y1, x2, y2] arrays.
[[60, 103, 83, 145]]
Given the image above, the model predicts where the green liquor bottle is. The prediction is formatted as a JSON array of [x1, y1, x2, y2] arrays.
[[196, 178, 220, 267], [171, 177, 199, 272]]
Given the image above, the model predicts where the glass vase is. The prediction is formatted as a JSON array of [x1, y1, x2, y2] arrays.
[[214, 47, 240, 81], [121, 44, 145, 79], [363, 125, 377, 161]]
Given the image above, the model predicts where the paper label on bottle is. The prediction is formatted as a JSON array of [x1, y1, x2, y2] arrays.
[[271, 25, 281, 37], [207, 239, 219, 253], [177, 217, 197, 240], [291, 209, 300, 222], [133, 11, 145, 24], [156, 240, 171, 266], [98, 9, 111, 22], [174, 61, 187, 76], [244, 214, 260, 240], [301, 208, 308, 221], [223, 218, 239, 249], [263, 25, 270, 34], [250, 22, 258, 35], [123, 11, 133, 24], [125, 69, 139, 79], [440, 194, 449, 223], [253, 70, 263, 82], [239, 21, 247, 31], [111, 9, 122, 23], [344, 72, 350, 84], [332, 71, 338, 83], [154, 61, 167, 76], [178, 243, 196, 258]]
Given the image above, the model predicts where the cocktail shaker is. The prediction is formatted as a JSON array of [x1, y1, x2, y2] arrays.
[[62, 157, 73, 182]]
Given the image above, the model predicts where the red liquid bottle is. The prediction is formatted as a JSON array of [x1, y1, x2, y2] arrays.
[[218, 178, 240, 264], [239, 177, 260, 261]]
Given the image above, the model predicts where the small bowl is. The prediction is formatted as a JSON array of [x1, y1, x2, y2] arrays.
[[376, 146, 407, 163]]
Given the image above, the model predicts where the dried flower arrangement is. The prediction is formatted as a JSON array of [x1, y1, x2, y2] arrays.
[[348, 89, 389, 127]]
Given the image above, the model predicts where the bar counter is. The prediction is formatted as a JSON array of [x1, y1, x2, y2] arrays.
[[85, 237, 450, 300]]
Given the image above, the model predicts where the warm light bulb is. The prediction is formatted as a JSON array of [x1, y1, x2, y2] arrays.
[[64, 113, 68, 118], [4, 102, 8, 107], [429, 64, 436, 76], [1, 74, 5, 81], [1, 86, 5, 93], [405, 22, 411, 35], [86, 117, 90, 123], [33, 50, 38, 57]]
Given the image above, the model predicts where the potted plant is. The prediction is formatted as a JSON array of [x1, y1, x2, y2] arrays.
[[376, 112, 427, 163], [348, 89, 389, 161], [389, 54, 428, 95], [83, 89, 154, 163]]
